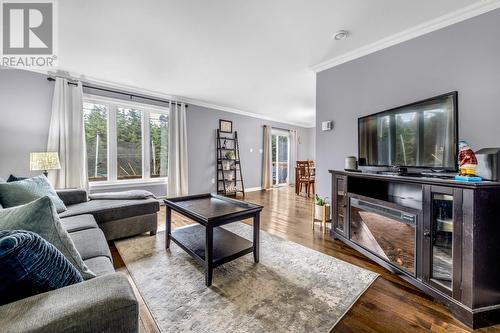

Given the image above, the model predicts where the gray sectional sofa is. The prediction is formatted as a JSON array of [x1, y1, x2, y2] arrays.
[[0, 189, 161, 332], [57, 188, 160, 240]]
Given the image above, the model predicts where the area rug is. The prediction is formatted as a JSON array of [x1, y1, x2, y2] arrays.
[[115, 223, 378, 333]]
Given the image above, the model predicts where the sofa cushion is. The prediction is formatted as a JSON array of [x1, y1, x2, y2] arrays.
[[0, 175, 66, 213], [89, 190, 155, 200], [70, 228, 111, 261], [59, 198, 159, 223], [0, 197, 95, 280], [0, 230, 83, 306], [84, 256, 114, 276], [6, 175, 28, 182], [56, 189, 88, 206], [0, 273, 138, 333], [61, 214, 98, 233]]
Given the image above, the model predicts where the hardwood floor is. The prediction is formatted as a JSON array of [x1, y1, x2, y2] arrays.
[[111, 187, 500, 333]]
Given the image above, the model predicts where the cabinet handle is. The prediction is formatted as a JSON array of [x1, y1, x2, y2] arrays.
[[423, 231, 431, 237]]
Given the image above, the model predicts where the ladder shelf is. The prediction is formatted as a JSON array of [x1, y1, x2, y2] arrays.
[[216, 130, 245, 198]]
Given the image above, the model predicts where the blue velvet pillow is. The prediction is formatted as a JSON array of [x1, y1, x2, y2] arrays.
[[0, 230, 83, 305], [0, 197, 95, 280]]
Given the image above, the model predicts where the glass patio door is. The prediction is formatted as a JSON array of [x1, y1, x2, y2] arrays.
[[272, 129, 289, 186]]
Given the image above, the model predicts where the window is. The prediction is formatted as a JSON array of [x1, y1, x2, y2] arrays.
[[149, 112, 169, 178], [83, 102, 108, 181], [83, 96, 169, 183], [117, 108, 143, 180]]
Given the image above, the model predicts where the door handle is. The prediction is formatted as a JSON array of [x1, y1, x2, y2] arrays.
[[423, 231, 431, 237]]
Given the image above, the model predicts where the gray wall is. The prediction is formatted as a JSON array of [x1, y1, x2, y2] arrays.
[[0, 69, 54, 179], [316, 8, 500, 197], [299, 127, 315, 161], [0, 68, 315, 195], [187, 104, 314, 194]]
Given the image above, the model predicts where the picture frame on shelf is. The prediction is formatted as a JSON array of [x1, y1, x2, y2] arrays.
[[219, 119, 233, 133]]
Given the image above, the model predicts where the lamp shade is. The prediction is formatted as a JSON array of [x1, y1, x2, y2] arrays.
[[30, 152, 61, 171]]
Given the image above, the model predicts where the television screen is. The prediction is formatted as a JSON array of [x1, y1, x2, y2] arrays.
[[358, 92, 458, 170]]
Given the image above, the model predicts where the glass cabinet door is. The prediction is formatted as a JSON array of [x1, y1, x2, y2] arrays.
[[334, 175, 347, 235], [423, 185, 462, 298], [430, 193, 454, 289]]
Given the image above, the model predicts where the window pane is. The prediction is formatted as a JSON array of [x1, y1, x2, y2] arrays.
[[277, 135, 288, 184], [117, 108, 143, 180], [149, 112, 168, 178], [83, 102, 108, 182]]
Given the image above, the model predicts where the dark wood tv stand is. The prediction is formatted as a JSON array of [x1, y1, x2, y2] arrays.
[[330, 170, 500, 329]]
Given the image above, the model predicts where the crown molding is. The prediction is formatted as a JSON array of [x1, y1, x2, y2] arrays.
[[180, 97, 315, 128], [19, 67, 314, 128], [312, 0, 500, 73]]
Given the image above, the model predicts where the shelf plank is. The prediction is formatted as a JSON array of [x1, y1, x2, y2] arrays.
[[171, 224, 253, 267]]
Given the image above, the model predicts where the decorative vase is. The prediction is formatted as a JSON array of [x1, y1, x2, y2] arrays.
[[345, 156, 357, 170]]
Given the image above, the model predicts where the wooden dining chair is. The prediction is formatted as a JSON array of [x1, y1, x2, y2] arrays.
[[297, 161, 315, 197], [307, 160, 315, 180]]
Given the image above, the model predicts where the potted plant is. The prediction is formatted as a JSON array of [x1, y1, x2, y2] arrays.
[[225, 151, 234, 160], [314, 195, 331, 221]]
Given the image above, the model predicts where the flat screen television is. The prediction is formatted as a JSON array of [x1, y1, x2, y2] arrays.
[[358, 92, 458, 171]]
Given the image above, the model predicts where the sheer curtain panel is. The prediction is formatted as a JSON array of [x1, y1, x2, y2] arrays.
[[167, 102, 189, 197], [47, 78, 88, 190]]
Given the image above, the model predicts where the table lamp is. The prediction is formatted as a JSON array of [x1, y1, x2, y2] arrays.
[[30, 152, 61, 177]]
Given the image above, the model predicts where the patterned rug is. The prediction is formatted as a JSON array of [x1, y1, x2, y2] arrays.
[[115, 223, 378, 333]]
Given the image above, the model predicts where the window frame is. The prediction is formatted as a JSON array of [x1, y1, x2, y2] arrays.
[[83, 94, 169, 186]]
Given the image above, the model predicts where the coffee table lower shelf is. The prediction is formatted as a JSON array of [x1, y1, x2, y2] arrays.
[[171, 224, 254, 268]]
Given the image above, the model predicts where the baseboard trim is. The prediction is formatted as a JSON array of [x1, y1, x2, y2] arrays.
[[245, 187, 262, 192], [158, 188, 261, 203]]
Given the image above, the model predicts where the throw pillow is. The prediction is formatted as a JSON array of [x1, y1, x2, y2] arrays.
[[0, 230, 83, 305], [6, 175, 27, 182], [0, 175, 66, 213], [0, 196, 95, 280]]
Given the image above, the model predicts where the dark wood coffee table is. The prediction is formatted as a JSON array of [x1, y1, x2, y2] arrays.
[[164, 193, 263, 286]]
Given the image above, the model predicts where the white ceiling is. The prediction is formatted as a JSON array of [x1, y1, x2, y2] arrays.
[[56, 0, 490, 127]]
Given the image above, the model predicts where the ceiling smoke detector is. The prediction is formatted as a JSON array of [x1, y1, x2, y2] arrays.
[[333, 30, 349, 40]]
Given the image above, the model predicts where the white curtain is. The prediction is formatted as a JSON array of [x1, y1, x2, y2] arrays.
[[167, 102, 189, 197], [261, 125, 272, 190], [289, 129, 298, 185], [47, 78, 88, 190]]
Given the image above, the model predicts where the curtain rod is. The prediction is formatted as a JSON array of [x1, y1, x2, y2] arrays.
[[46, 77, 187, 108], [271, 125, 293, 132]]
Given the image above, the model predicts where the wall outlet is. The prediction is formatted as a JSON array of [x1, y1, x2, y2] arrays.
[[250, 148, 253, 153], [211, 178, 215, 184]]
